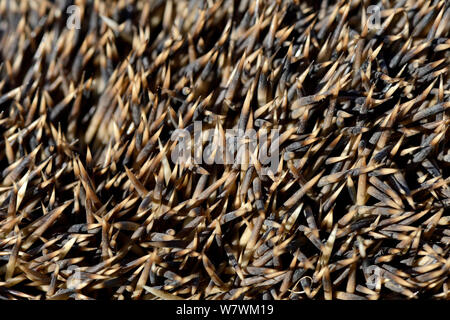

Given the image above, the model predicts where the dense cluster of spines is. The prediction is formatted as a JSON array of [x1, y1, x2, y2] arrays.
[[0, 0, 449, 300]]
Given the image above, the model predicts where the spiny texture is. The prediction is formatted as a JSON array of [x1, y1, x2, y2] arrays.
[[0, 0, 449, 300]]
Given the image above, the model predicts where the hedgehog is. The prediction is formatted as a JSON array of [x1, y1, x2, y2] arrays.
[[0, 0, 449, 300]]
